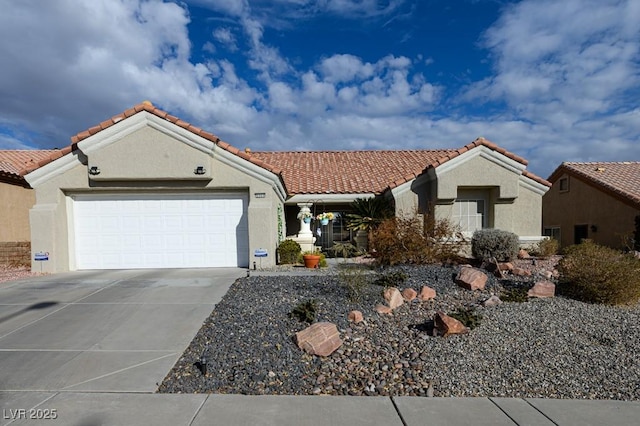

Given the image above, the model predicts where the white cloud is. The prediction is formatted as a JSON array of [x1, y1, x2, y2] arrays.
[[0, 0, 637, 181], [212, 27, 238, 51]]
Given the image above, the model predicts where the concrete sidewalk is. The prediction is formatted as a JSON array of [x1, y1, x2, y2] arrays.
[[1, 392, 639, 425]]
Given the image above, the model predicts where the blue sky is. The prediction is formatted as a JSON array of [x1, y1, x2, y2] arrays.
[[0, 0, 638, 178]]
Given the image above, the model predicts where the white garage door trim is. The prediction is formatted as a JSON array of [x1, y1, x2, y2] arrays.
[[70, 192, 249, 270]]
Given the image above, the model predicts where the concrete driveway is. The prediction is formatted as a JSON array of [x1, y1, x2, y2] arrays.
[[0, 268, 244, 393]]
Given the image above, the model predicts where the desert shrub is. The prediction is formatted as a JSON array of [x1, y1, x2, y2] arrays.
[[557, 241, 640, 305], [500, 287, 529, 303], [471, 229, 519, 262], [373, 271, 407, 287], [337, 264, 370, 302], [277, 239, 301, 264], [371, 214, 465, 266], [289, 299, 317, 323], [532, 237, 559, 258], [328, 242, 361, 258], [449, 307, 482, 329]]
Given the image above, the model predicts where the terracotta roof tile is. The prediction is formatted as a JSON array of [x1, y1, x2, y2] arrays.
[[6, 104, 549, 196], [0, 150, 63, 185], [548, 162, 640, 209]]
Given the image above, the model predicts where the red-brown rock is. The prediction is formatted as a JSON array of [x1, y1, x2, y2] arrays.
[[348, 310, 364, 323], [434, 311, 469, 337], [375, 304, 393, 315], [455, 267, 488, 291], [528, 281, 556, 298], [518, 249, 530, 259], [384, 287, 405, 310], [401, 288, 417, 302], [498, 262, 514, 271], [295, 322, 343, 357], [418, 286, 437, 301], [512, 267, 532, 277]]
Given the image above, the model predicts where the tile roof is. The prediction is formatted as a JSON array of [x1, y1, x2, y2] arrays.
[[250, 137, 549, 194], [17, 101, 283, 178], [548, 162, 640, 209], [0, 150, 62, 186], [9, 102, 550, 194]]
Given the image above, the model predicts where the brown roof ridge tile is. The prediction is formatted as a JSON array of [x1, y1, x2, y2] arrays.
[[29, 101, 285, 180]]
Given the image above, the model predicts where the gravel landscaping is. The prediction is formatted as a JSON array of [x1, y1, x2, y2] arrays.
[[159, 261, 640, 400]]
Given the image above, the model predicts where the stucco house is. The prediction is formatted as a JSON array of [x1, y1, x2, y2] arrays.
[[543, 162, 640, 249], [14, 102, 549, 272], [0, 150, 60, 265]]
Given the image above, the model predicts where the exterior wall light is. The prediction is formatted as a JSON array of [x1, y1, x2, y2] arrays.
[[88, 166, 100, 175], [194, 166, 206, 175]]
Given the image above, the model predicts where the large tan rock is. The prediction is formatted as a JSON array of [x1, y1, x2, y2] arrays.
[[518, 249, 530, 259], [528, 281, 556, 298], [512, 267, 532, 277], [434, 311, 469, 337], [384, 287, 405, 310], [348, 310, 364, 323], [295, 322, 343, 357], [418, 286, 437, 301], [375, 304, 393, 315], [401, 288, 417, 302], [455, 267, 488, 291]]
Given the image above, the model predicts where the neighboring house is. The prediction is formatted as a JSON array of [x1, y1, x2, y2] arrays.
[[0, 150, 60, 265], [16, 102, 549, 273], [543, 162, 640, 249]]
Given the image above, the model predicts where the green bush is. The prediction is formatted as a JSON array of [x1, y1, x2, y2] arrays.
[[371, 214, 465, 266], [533, 238, 559, 258], [277, 239, 301, 264], [471, 229, 519, 262], [373, 271, 408, 287], [557, 241, 640, 305], [500, 287, 529, 303], [337, 265, 370, 302], [449, 307, 482, 329], [328, 242, 361, 258], [289, 299, 317, 323]]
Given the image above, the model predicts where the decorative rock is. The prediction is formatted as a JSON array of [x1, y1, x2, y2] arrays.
[[455, 267, 488, 291], [348, 310, 364, 323], [512, 267, 532, 277], [295, 322, 343, 357], [518, 249, 530, 259], [542, 270, 553, 280], [498, 262, 514, 271], [418, 286, 437, 301], [528, 281, 556, 298], [401, 288, 417, 302], [434, 311, 469, 336], [483, 295, 502, 307], [375, 304, 393, 315], [384, 287, 404, 310]]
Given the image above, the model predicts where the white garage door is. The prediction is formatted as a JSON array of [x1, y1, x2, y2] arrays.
[[72, 193, 249, 269]]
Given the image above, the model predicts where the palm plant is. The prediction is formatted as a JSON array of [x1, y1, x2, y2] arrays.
[[346, 197, 394, 233]]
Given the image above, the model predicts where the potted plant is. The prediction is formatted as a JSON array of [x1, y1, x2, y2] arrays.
[[316, 212, 335, 226], [297, 211, 313, 224], [302, 250, 322, 268]]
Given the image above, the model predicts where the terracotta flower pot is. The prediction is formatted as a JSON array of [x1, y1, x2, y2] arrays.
[[303, 254, 321, 269]]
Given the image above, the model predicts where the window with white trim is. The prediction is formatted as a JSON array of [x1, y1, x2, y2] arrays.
[[543, 227, 561, 242], [452, 198, 486, 233]]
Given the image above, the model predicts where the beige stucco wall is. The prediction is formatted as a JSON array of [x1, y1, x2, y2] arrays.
[[543, 173, 639, 249], [393, 151, 546, 240], [0, 182, 35, 242], [28, 122, 283, 273]]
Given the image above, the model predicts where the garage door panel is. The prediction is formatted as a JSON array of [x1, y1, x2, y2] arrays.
[[73, 193, 249, 269]]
